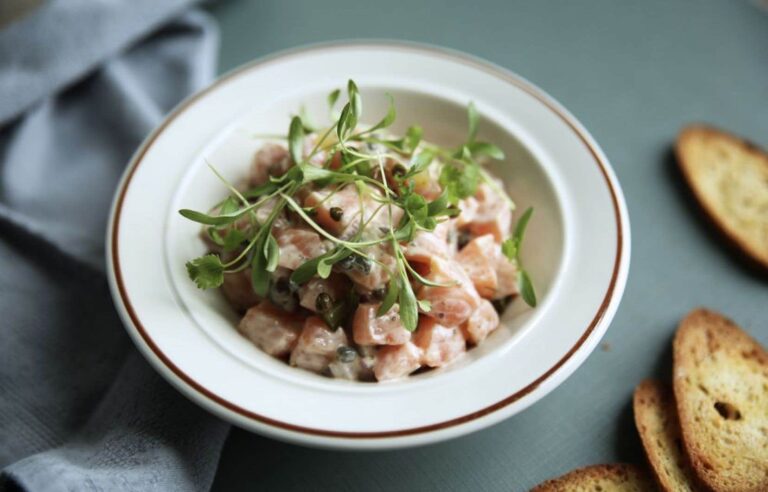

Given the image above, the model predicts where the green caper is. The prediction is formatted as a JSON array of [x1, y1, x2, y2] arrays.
[[370, 287, 386, 300], [315, 292, 333, 313], [391, 164, 407, 178], [491, 295, 514, 314], [329, 207, 344, 221], [354, 255, 372, 275], [457, 229, 471, 249], [336, 346, 357, 363]]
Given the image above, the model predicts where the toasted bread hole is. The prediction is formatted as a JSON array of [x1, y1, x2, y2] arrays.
[[698, 384, 710, 395], [714, 401, 742, 420]]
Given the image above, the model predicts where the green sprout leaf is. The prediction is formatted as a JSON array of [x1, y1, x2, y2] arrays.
[[347, 79, 362, 119], [377, 277, 400, 316], [518, 269, 537, 307], [501, 237, 518, 262], [264, 233, 280, 272], [366, 94, 396, 133], [288, 115, 304, 165], [327, 88, 341, 109], [186, 254, 225, 289], [250, 234, 270, 297], [417, 299, 432, 313], [290, 256, 322, 285], [221, 229, 246, 252], [502, 207, 536, 307], [179, 206, 250, 227], [242, 181, 279, 199], [404, 150, 434, 179], [439, 161, 479, 204], [513, 206, 534, 244], [467, 141, 505, 160], [336, 102, 353, 141], [397, 276, 419, 331], [322, 290, 359, 331], [405, 125, 423, 153]]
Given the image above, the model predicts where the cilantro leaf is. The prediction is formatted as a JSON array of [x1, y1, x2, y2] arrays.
[[186, 254, 225, 289], [439, 162, 479, 204]]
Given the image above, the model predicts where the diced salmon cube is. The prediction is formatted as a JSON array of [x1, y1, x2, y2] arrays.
[[456, 234, 498, 299], [493, 251, 519, 299], [374, 343, 422, 381], [238, 301, 304, 357], [253, 196, 290, 229], [418, 257, 481, 327], [289, 316, 348, 373], [413, 317, 467, 367], [298, 275, 349, 312], [404, 228, 452, 269], [468, 182, 512, 241], [222, 268, 261, 313], [461, 299, 500, 344], [274, 226, 330, 270], [249, 143, 292, 186], [352, 303, 411, 345], [455, 196, 479, 228]]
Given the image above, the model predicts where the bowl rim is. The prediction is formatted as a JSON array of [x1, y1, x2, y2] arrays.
[[107, 40, 627, 441]]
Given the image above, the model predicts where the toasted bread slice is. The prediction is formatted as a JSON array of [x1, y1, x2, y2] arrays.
[[675, 125, 768, 270], [531, 464, 657, 491], [633, 380, 697, 491], [673, 308, 768, 492]]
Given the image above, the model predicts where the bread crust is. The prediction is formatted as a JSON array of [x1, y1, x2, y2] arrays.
[[672, 308, 768, 492], [530, 463, 656, 491], [675, 125, 768, 272], [633, 380, 699, 492]]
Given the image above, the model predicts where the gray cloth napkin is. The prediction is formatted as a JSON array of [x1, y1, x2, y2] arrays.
[[0, 1, 230, 490]]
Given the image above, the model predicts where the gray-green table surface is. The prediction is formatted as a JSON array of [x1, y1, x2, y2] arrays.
[[205, 1, 768, 490]]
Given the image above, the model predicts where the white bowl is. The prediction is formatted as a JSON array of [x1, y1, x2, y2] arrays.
[[106, 42, 630, 449]]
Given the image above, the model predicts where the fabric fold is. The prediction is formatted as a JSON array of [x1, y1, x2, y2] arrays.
[[1, 5, 230, 492]]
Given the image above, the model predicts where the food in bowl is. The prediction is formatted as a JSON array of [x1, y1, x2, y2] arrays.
[[180, 81, 536, 382]]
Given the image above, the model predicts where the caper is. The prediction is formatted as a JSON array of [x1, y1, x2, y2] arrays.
[[491, 295, 514, 314], [329, 207, 344, 221], [336, 346, 357, 363], [391, 164, 407, 178], [269, 277, 298, 312], [315, 292, 333, 313], [354, 255, 372, 274], [371, 287, 386, 300], [338, 255, 356, 271], [457, 228, 471, 249], [274, 277, 291, 293]]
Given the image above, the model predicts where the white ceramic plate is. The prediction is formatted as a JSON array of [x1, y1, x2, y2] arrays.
[[107, 42, 630, 449]]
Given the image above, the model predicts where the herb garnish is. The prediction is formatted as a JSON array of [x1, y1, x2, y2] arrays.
[[180, 81, 535, 330], [502, 207, 537, 307]]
